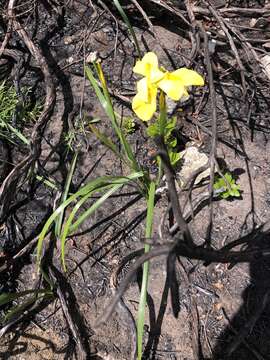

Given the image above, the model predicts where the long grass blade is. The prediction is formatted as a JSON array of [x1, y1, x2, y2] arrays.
[[4, 292, 52, 322], [5, 123, 30, 145], [85, 64, 141, 174], [60, 180, 128, 270], [0, 289, 51, 306], [37, 173, 144, 267], [85, 66, 114, 120], [55, 152, 78, 237], [137, 181, 156, 359], [113, 0, 141, 57], [89, 124, 124, 161]]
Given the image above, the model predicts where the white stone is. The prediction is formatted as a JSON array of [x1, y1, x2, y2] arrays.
[[177, 146, 210, 185]]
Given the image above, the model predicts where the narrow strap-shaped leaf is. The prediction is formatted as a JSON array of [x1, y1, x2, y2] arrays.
[[61, 182, 126, 270], [37, 173, 143, 267], [137, 181, 156, 359], [55, 152, 78, 237], [89, 124, 124, 161], [0, 289, 51, 306], [113, 0, 141, 58]]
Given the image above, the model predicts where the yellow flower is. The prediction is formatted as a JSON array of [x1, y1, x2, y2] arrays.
[[133, 52, 164, 84], [132, 52, 204, 121], [132, 52, 164, 121], [158, 68, 204, 101], [132, 77, 157, 122]]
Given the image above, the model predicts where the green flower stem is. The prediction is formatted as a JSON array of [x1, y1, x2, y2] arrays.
[[137, 181, 156, 359], [158, 90, 167, 137]]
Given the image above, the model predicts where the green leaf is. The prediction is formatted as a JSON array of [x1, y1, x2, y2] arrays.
[[137, 181, 156, 360], [37, 172, 144, 268], [60, 174, 143, 270], [113, 0, 141, 57], [55, 152, 78, 237], [89, 124, 124, 161], [85, 64, 141, 174], [167, 137, 177, 148], [0, 289, 51, 307], [168, 150, 181, 166], [147, 123, 159, 138], [214, 172, 241, 199], [4, 291, 53, 322]]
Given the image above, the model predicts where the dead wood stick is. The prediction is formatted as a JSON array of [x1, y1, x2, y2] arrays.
[[49, 267, 89, 360], [147, 0, 191, 27], [0, 8, 13, 59], [155, 135, 194, 246], [198, 25, 217, 242], [192, 5, 270, 18], [205, 1, 247, 97], [96, 224, 270, 328], [184, 0, 200, 65], [97, 239, 270, 327]]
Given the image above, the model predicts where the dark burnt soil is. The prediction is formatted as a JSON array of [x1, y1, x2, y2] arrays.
[[1, 0, 270, 359]]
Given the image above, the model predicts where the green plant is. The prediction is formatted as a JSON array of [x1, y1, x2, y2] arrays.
[[214, 172, 241, 199], [37, 14, 205, 360], [147, 115, 181, 166], [0, 267, 53, 325], [37, 60, 149, 272], [0, 288, 53, 323], [0, 81, 42, 145], [64, 115, 97, 151], [122, 116, 136, 135]]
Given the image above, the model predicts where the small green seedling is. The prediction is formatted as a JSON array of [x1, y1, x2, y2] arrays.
[[147, 116, 181, 166], [0, 81, 41, 145], [122, 116, 136, 135], [214, 172, 241, 199]]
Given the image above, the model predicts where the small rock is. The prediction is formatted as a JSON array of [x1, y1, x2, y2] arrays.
[[260, 55, 270, 81], [177, 146, 210, 185], [263, 42, 270, 49], [250, 17, 269, 28]]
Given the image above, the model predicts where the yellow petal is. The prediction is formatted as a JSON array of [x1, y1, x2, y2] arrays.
[[172, 68, 204, 86], [132, 84, 157, 121], [149, 67, 164, 83], [136, 78, 149, 103], [142, 52, 159, 69], [158, 73, 186, 101], [133, 52, 164, 83]]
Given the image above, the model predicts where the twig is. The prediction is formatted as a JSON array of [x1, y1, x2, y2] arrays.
[[199, 25, 217, 243], [184, 0, 200, 66], [0, 4, 13, 59], [155, 135, 193, 246], [148, 0, 191, 27], [49, 266, 89, 360], [193, 6, 270, 18], [96, 227, 270, 327], [204, 1, 247, 96]]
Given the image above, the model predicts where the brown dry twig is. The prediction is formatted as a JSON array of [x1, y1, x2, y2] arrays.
[[204, 1, 247, 97], [199, 24, 218, 243], [49, 266, 89, 360], [155, 135, 194, 246], [110, 250, 143, 360], [96, 222, 270, 328]]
